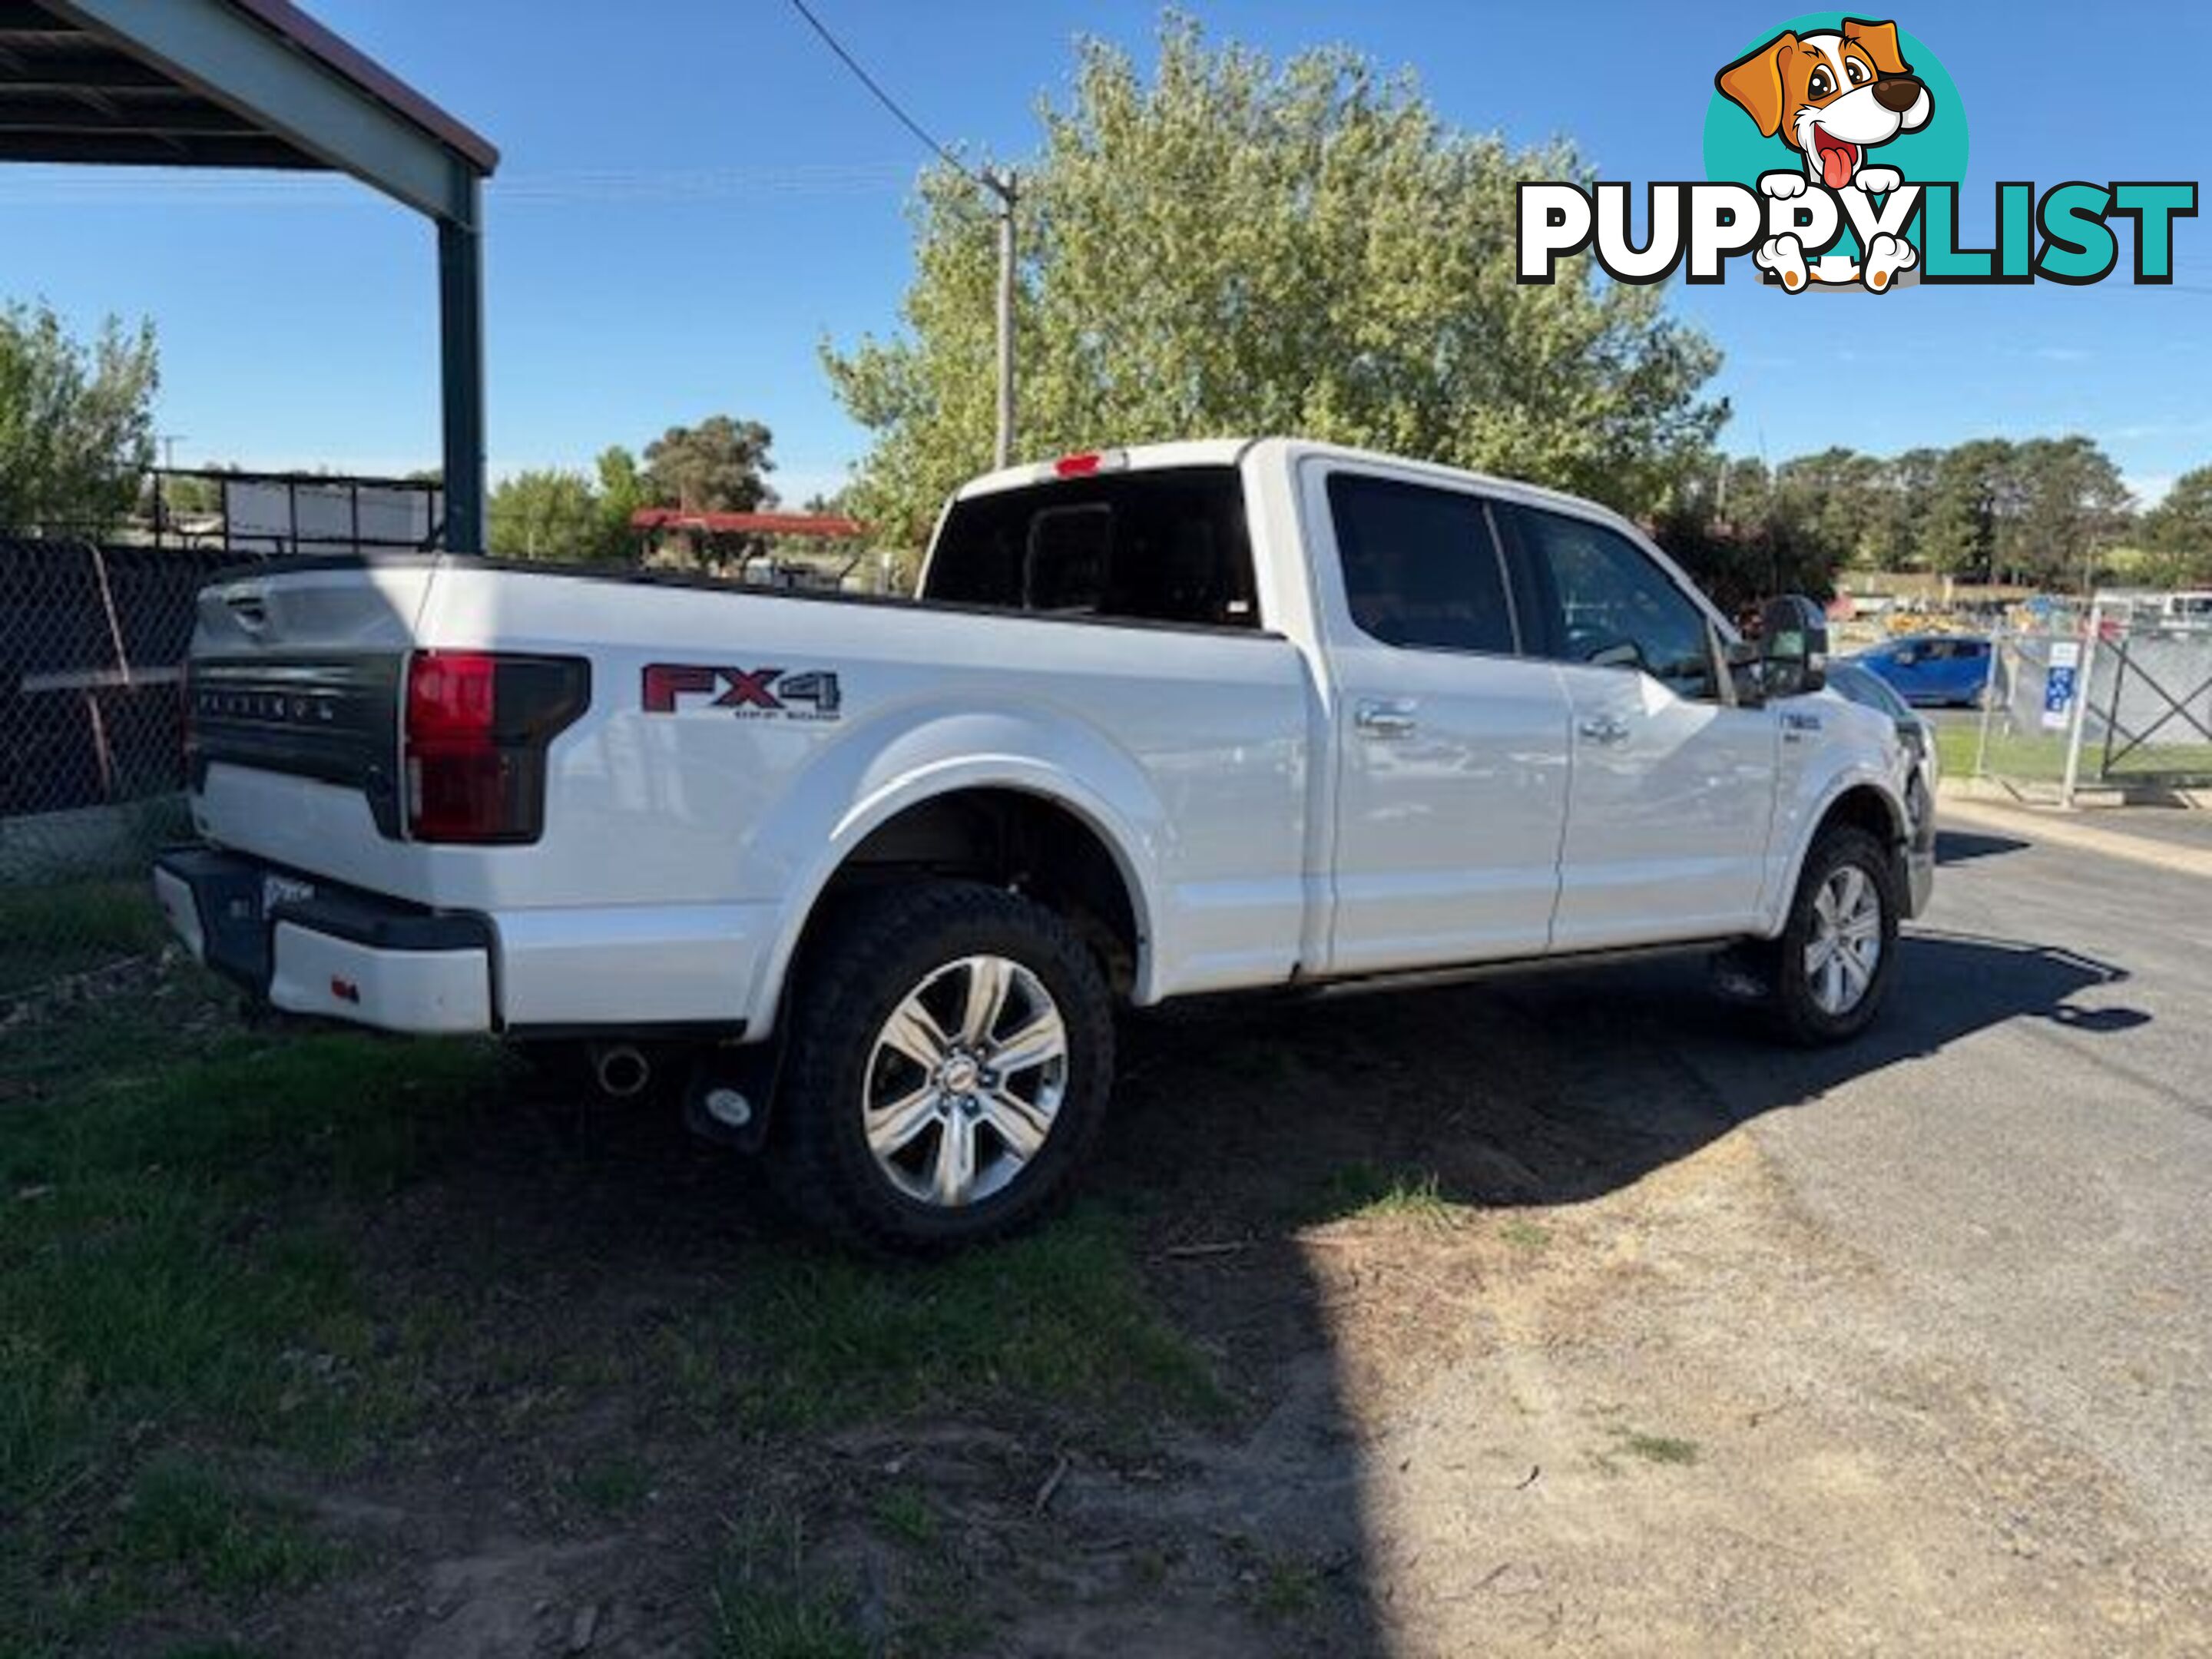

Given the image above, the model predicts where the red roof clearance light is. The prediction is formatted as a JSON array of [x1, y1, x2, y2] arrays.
[[1045, 449, 1128, 481]]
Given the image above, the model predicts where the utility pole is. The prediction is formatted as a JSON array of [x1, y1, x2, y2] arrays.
[[988, 166, 1018, 469]]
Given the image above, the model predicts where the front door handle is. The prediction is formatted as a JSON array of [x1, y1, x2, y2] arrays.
[[1356, 699, 1419, 738], [1578, 714, 1631, 745]]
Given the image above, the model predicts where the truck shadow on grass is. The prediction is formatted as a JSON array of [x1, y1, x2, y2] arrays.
[[0, 926, 2141, 1657]]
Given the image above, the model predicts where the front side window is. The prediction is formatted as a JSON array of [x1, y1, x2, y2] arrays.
[[1327, 473, 1516, 655], [1498, 503, 1719, 700]]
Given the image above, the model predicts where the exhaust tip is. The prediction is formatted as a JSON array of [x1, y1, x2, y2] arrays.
[[591, 1043, 651, 1100]]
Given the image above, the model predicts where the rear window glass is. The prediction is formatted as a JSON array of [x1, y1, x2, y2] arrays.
[[924, 467, 1260, 629]]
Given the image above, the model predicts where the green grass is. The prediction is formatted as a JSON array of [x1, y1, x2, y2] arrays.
[[565, 1452, 654, 1517], [870, 1486, 938, 1550], [710, 1516, 867, 1659], [1498, 1217, 1551, 1252], [2, 975, 1217, 1650], [1616, 1432, 1700, 1467], [653, 1207, 1224, 1432], [0, 876, 168, 996], [1302, 1161, 1465, 1227], [1935, 722, 2212, 786], [1935, 722, 2064, 783], [120, 1458, 339, 1596], [1253, 1557, 1325, 1621], [2092, 740, 2212, 782], [0, 994, 498, 1647]]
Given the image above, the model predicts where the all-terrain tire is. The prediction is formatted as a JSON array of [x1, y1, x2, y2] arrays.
[[1763, 826, 1902, 1047], [769, 880, 1115, 1253]]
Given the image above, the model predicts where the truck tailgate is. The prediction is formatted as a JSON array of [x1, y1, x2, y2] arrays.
[[186, 558, 439, 896]]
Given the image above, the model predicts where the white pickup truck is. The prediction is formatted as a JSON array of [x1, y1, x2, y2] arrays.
[[157, 439, 1932, 1249]]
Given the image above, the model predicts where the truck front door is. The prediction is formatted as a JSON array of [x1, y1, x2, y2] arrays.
[[1493, 501, 1778, 951]]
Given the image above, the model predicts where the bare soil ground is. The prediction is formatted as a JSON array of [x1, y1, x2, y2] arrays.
[[6, 914, 2210, 1657]]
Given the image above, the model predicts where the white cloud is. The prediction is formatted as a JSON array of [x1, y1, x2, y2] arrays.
[[2124, 472, 2175, 509]]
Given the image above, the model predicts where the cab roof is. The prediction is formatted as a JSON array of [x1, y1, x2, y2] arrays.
[[954, 436, 1623, 526]]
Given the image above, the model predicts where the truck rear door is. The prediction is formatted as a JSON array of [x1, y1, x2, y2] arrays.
[[1300, 461, 1574, 974]]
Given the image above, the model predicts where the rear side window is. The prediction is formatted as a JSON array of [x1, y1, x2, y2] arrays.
[[1326, 474, 1517, 654], [925, 467, 1259, 628], [1499, 502, 1719, 700]]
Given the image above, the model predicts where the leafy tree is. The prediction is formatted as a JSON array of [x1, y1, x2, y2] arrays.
[[0, 300, 158, 532], [593, 444, 648, 561], [487, 468, 601, 561], [486, 427, 780, 565], [2139, 465, 2212, 586], [826, 14, 1724, 546], [1668, 434, 2136, 599], [1773, 447, 1883, 570], [1653, 451, 1846, 608], [643, 416, 776, 513], [156, 469, 224, 517], [1866, 446, 1940, 571], [1916, 439, 2014, 579], [2008, 435, 2128, 591]]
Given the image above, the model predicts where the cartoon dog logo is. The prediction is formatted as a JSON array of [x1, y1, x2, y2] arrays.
[[1716, 18, 1932, 291]]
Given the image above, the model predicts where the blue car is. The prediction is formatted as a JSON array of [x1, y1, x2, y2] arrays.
[[1852, 634, 1995, 708]]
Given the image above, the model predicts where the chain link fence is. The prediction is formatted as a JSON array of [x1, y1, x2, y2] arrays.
[[1, 537, 267, 1000], [1969, 603, 2212, 803]]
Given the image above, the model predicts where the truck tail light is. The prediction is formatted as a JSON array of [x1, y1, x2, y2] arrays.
[[403, 650, 588, 844]]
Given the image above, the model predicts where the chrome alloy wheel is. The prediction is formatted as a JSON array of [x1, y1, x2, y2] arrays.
[[862, 955, 1068, 1209], [1803, 864, 1883, 1016]]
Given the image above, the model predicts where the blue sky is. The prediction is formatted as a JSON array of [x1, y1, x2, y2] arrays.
[[1, 0, 2204, 505]]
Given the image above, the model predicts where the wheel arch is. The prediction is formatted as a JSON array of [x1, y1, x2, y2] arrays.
[[1763, 773, 1913, 935], [1812, 780, 1907, 850], [745, 766, 1163, 1035]]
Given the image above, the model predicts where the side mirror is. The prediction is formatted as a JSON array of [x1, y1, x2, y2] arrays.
[[1760, 594, 1828, 697]]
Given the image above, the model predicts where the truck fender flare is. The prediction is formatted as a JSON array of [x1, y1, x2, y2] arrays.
[[744, 755, 1167, 1034], [1763, 768, 1911, 935]]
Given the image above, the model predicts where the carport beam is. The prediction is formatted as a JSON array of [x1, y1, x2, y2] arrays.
[[438, 180, 485, 555], [36, 0, 499, 552]]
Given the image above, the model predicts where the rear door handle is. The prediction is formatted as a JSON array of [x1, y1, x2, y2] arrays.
[[1356, 699, 1419, 738], [1577, 714, 1631, 745]]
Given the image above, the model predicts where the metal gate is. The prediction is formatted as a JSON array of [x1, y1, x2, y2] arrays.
[[1971, 600, 2212, 803]]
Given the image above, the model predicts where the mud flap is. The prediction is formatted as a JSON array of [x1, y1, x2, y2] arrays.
[[681, 1039, 782, 1154]]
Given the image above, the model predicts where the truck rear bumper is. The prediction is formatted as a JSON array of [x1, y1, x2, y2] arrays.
[[154, 846, 493, 1035]]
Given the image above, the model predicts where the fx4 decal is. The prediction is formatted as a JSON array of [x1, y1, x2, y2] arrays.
[[642, 664, 843, 722]]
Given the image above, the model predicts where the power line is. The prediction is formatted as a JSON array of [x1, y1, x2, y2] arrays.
[[785, 0, 1001, 197], [785, 0, 1022, 465]]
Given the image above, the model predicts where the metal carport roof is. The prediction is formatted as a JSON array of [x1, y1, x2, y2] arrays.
[[0, 0, 498, 548]]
